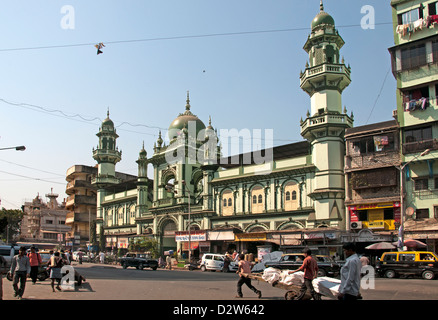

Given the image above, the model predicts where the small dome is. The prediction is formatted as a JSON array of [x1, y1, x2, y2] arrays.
[[168, 92, 206, 140], [102, 110, 114, 128], [311, 1, 335, 30]]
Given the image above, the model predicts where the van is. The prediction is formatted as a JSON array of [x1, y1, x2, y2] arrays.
[[0, 245, 20, 269], [376, 251, 438, 280], [200, 253, 238, 272]]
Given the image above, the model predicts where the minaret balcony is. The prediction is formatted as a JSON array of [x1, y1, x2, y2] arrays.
[[301, 63, 350, 82], [300, 113, 353, 138], [92, 149, 122, 164], [300, 63, 351, 95], [91, 174, 121, 187]]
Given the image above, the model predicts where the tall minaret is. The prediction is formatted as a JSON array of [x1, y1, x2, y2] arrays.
[[92, 110, 122, 235], [136, 142, 149, 234], [300, 1, 353, 228]]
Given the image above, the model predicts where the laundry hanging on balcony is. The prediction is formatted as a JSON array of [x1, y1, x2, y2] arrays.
[[404, 97, 429, 112]]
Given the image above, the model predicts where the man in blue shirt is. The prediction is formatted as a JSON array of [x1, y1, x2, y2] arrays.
[[10, 246, 30, 299], [338, 242, 361, 300]]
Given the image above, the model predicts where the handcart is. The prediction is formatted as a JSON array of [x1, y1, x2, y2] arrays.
[[241, 272, 316, 300]]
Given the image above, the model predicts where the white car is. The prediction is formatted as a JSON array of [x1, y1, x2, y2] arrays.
[[200, 253, 238, 272], [72, 251, 90, 262]]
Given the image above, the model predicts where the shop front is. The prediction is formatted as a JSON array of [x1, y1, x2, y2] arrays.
[[175, 230, 208, 259], [207, 228, 242, 254], [348, 202, 401, 231]]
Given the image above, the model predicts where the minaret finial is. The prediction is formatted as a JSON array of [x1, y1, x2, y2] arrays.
[[320, 0, 324, 11], [107, 107, 110, 118], [185, 91, 190, 111]]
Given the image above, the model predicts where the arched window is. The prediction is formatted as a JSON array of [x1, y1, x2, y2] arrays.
[[222, 190, 234, 216], [284, 182, 299, 211], [292, 191, 297, 200], [251, 186, 264, 214]]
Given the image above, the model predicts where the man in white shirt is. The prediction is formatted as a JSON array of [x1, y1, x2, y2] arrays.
[[338, 242, 361, 300]]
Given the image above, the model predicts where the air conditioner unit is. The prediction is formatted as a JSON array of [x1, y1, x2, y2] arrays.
[[350, 221, 363, 230]]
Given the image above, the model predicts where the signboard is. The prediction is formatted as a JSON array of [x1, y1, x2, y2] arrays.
[[235, 233, 266, 242], [175, 231, 207, 242]]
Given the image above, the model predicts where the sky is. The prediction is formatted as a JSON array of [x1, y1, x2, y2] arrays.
[[0, 0, 397, 209]]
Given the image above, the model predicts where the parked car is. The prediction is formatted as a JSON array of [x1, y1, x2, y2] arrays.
[[199, 253, 238, 272], [264, 253, 340, 278], [375, 251, 438, 280], [118, 252, 158, 270], [72, 251, 90, 262]]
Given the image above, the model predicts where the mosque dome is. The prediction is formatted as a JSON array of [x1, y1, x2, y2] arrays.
[[168, 92, 206, 141]]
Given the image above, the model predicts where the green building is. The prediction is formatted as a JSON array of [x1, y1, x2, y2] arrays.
[[388, 0, 438, 251], [92, 2, 354, 258]]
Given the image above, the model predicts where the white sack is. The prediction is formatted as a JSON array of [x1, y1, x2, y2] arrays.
[[312, 277, 341, 300]]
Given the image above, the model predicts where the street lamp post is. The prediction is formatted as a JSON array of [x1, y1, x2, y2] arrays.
[[181, 180, 192, 263]]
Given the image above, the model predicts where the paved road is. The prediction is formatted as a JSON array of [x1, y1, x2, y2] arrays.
[[2, 261, 438, 301]]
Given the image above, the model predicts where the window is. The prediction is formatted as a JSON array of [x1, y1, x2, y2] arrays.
[[429, 2, 438, 15], [384, 208, 394, 220], [398, 8, 422, 25], [433, 40, 438, 63], [292, 191, 297, 200], [285, 191, 290, 201], [399, 254, 415, 261], [401, 44, 427, 70], [383, 254, 397, 262], [404, 126, 432, 143], [414, 178, 429, 191], [434, 177, 438, 189], [222, 191, 234, 216], [358, 210, 368, 221], [251, 186, 264, 214], [416, 208, 429, 219], [45, 220, 53, 224]]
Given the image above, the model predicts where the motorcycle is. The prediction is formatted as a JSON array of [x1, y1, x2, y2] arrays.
[[7, 266, 50, 282]]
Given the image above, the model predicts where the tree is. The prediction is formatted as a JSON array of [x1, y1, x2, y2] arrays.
[[0, 208, 24, 243], [90, 220, 97, 245], [128, 237, 159, 258]]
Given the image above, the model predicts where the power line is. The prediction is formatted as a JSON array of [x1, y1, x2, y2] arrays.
[[0, 158, 66, 177], [0, 23, 393, 53], [0, 170, 66, 185], [365, 67, 391, 124]]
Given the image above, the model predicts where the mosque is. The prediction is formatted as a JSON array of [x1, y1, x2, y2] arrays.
[[92, 2, 354, 257]]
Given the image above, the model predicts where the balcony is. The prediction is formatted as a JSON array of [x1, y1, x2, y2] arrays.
[[301, 113, 353, 138], [402, 139, 438, 154], [65, 195, 96, 207]]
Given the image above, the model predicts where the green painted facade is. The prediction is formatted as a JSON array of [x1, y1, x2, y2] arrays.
[[389, 0, 438, 223]]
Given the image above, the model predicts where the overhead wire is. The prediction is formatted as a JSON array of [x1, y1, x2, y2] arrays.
[[0, 22, 393, 53]]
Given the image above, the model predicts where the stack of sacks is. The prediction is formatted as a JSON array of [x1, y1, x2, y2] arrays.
[[261, 267, 281, 284], [312, 277, 341, 300], [279, 270, 304, 286], [262, 268, 305, 286]]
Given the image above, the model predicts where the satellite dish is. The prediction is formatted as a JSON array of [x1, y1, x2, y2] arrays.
[[406, 207, 415, 216]]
